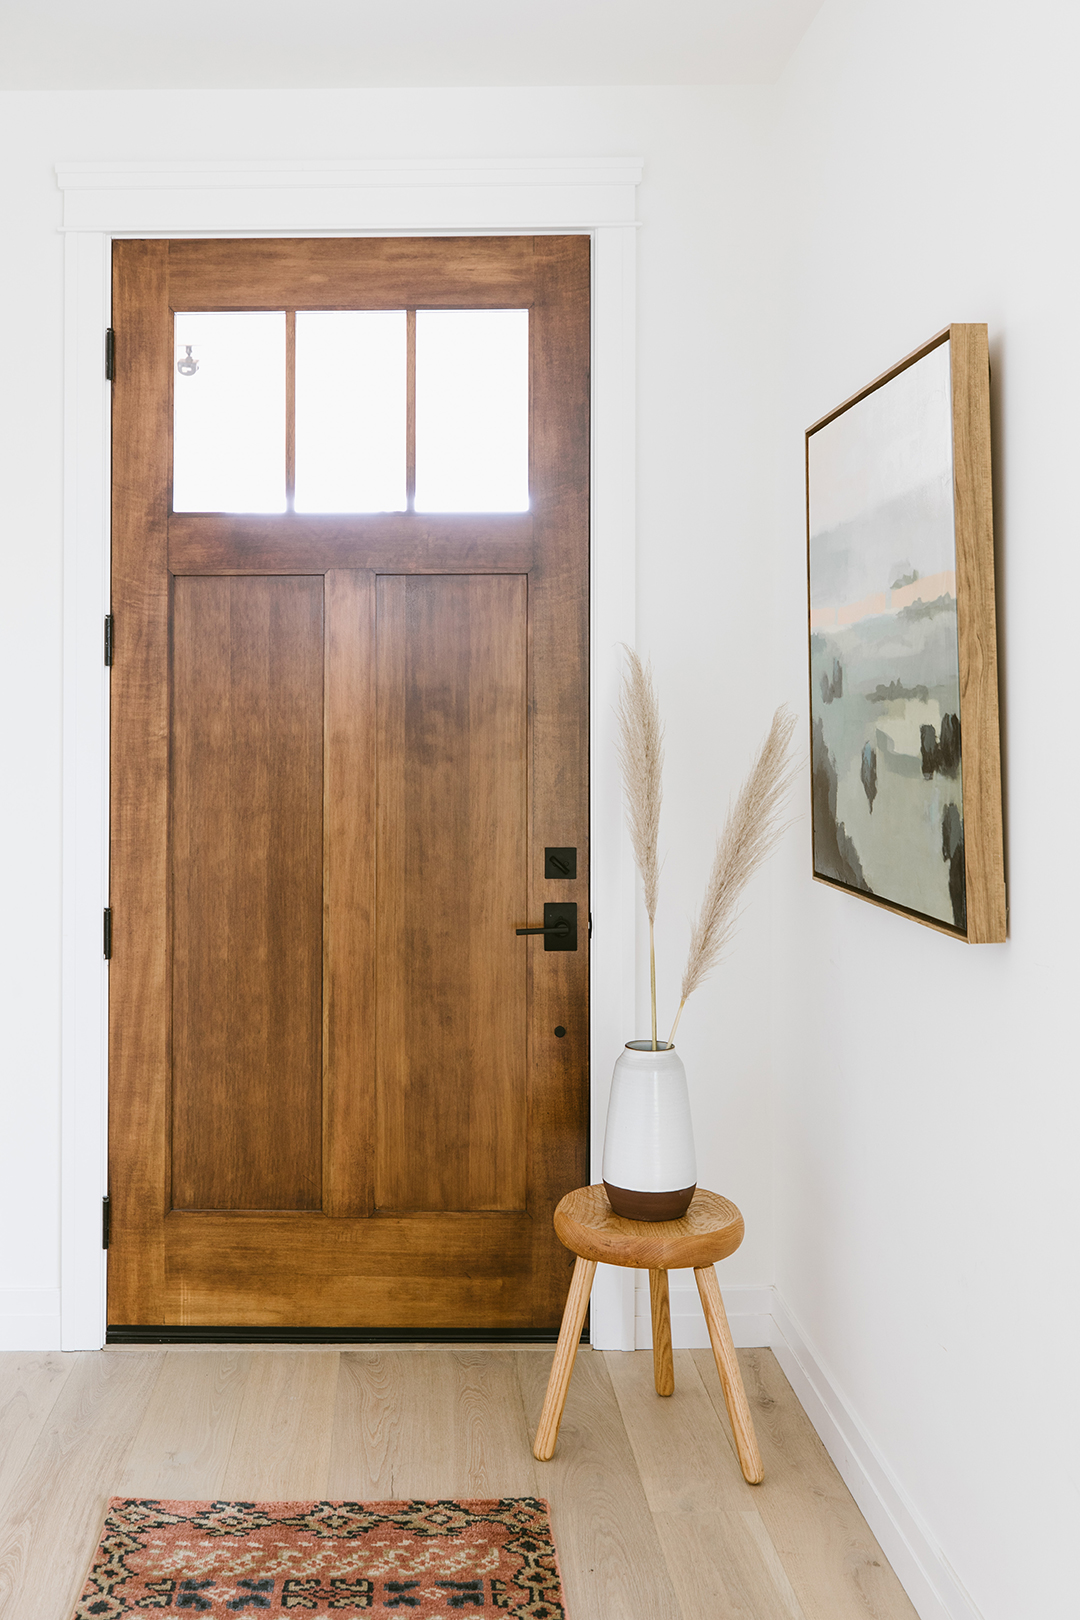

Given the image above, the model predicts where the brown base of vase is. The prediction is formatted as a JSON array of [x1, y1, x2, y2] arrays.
[[603, 1182, 697, 1222]]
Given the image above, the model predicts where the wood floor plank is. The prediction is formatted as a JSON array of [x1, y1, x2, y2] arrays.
[[328, 1349, 539, 1501], [608, 1348, 809, 1617], [0, 1353, 76, 1517], [116, 1348, 252, 1498], [219, 1350, 339, 1500], [653, 1509, 811, 1619], [0, 1350, 163, 1620], [326, 1349, 407, 1499], [739, 1509, 813, 1620], [517, 1347, 684, 1620], [607, 1347, 751, 1509], [692, 1349, 921, 1620]]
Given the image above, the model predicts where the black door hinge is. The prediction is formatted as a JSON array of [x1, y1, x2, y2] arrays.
[[105, 328, 115, 381], [104, 613, 114, 667], [102, 1196, 111, 1250], [103, 907, 113, 960]]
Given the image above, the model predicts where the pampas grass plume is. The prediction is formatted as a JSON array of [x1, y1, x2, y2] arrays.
[[668, 704, 798, 1045], [616, 648, 663, 922], [616, 648, 664, 1046]]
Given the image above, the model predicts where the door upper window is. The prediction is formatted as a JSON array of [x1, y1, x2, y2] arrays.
[[172, 307, 529, 515], [172, 311, 286, 513]]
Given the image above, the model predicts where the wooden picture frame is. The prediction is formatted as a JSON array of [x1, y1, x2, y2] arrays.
[[806, 324, 1006, 942]]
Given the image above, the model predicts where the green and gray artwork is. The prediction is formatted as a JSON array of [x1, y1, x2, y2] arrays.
[[808, 342, 965, 931]]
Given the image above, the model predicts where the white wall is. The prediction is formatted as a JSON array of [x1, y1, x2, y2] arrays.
[[634, 90, 786, 1343], [769, 3, 1080, 1617], [0, 84, 781, 1346], [0, 102, 67, 1348]]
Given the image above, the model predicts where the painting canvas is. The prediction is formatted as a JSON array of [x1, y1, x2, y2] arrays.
[[806, 326, 1006, 941]]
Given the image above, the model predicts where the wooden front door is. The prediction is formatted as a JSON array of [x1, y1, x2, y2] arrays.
[[108, 237, 589, 1334]]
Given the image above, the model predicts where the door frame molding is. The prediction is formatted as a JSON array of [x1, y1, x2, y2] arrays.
[[59, 157, 641, 1349]]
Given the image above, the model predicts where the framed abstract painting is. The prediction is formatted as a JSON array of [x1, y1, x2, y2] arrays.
[[806, 324, 1006, 942]]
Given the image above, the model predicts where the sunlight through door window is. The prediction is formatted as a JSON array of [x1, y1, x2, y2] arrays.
[[173, 312, 286, 513], [295, 310, 407, 513], [415, 309, 529, 512]]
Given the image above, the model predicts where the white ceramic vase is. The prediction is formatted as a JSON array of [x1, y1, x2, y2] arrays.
[[601, 1041, 697, 1221]]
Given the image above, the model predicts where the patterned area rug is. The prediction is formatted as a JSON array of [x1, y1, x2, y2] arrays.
[[73, 1497, 565, 1617]]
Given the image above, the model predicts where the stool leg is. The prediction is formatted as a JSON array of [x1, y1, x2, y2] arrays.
[[533, 1257, 597, 1461], [694, 1265, 764, 1484], [649, 1269, 675, 1396]]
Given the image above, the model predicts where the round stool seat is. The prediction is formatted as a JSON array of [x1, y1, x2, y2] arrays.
[[554, 1184, 744, 1271]]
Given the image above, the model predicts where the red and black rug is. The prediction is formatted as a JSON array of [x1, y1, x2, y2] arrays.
[[73, 1497, 566, 1617]]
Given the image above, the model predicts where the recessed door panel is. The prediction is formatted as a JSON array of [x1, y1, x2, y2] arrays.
[[375, 574, 528, 1213], [170, 575, 324, 1212]]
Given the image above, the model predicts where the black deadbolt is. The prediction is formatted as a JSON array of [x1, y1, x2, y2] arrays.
[[545, 847, 577, 880]]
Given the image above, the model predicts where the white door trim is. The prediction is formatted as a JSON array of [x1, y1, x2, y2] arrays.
[[59, 158, 641, 1350]]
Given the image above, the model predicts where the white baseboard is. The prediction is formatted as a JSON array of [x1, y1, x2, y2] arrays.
[[768, 1289, 985, 1620], [634, 1274, 774, 1350], [0, 1289, 62, 1350], [630, 1276, 983, 1620]]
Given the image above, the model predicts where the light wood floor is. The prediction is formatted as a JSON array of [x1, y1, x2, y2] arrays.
[[0, 1344, 919, 1619]]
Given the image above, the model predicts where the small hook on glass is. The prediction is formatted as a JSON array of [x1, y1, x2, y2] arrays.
[[177, 345, 199, 376]]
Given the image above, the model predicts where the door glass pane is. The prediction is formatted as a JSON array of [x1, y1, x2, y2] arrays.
[[294, 310, 407, 513], [415, 309, 529, 513], [173, 312, 286, 513]]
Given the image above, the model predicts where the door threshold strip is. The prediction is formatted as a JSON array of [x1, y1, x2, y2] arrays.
[[106, 1325, 589, 1346]]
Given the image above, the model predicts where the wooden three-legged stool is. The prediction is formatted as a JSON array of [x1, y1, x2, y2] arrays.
[[532, 1185, 764, 1484]]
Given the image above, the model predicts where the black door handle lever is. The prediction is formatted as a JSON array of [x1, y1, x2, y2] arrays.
[[515, 903, 578, 952]]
